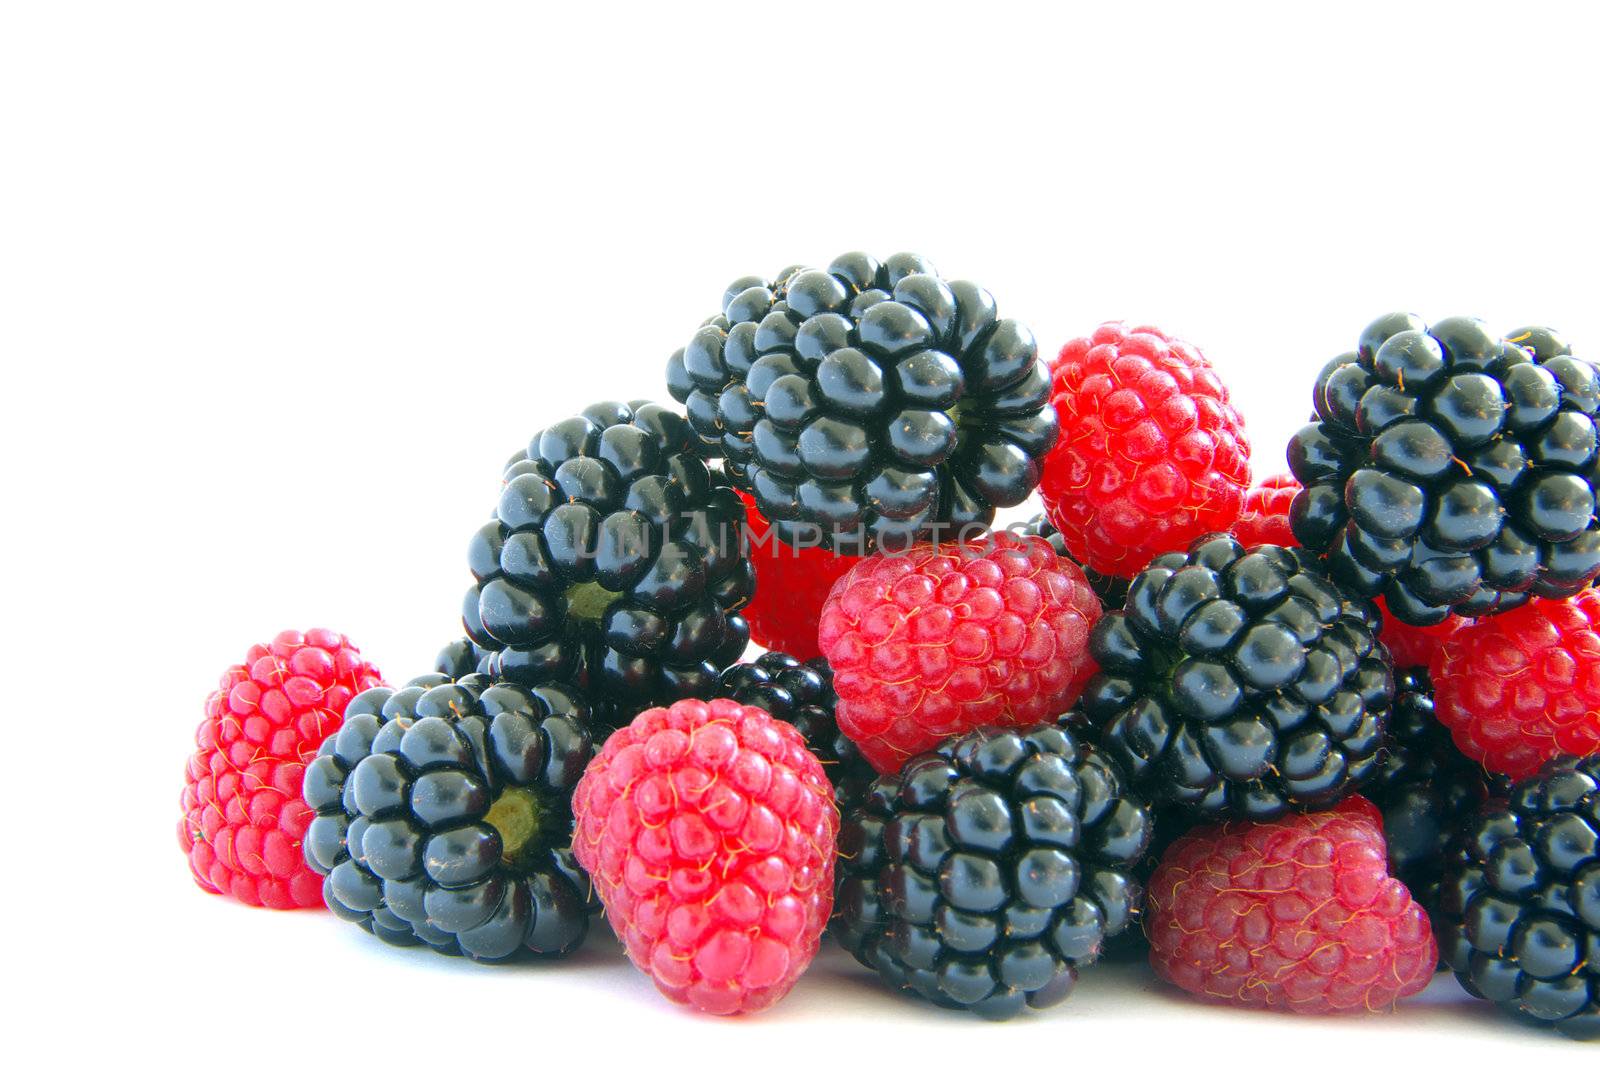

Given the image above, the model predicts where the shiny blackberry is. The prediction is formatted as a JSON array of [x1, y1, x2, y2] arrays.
[[463, 400, 754, 728], [667, 252, 1057, 552], [301, 673, 597, 961], [1437, 755, 1600, 1040], [714, 651, 874, 813], [1366, 667, 1501, 918], [834, 723, 1153, 1019], [433, 637, 489, 679], [1020, 512, 1130, 610], [1074, 534, 1393, 821], [1289, 315, 1600, 625]]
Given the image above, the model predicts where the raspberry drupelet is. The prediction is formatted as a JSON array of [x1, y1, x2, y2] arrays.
[[572, 698, 838, 1015], [818, 531, 1102, 774], [179, 629, 384, 908], [736, 490, 857, 661]]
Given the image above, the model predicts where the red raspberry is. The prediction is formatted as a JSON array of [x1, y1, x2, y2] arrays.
[[1232, 472, 1299, 549], [1040, 322, 1251, 578], [1433, 591, 1600, 777], [178, 629, 383, 909], [737, 490, 857, 660], [572, 698, 837, 1015], [817, 531, 1101, 773], [1146, 797, 1436, 1013], [1376, 597, 1461, 672]]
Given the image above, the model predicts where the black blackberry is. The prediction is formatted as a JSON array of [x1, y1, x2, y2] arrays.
[[462, 400, 754, 729], [301, 673, 597, 961], [1093, 804, 1195, 961], [714, 651, 874, 814], [1437, 755, 1600, 1040], [833, 723, 1153, 1019], [1289, 314, 1600, 625], [1019, 511, 1130, 610], [1365, 666, 1502, 919], [1073, 533, 1393, 821], [667, 252, 1057, 553]]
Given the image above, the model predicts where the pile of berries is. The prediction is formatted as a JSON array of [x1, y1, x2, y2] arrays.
[[179, 257, 1600, 1039]]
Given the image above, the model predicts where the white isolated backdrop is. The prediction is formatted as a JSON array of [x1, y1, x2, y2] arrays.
[[3, 1, 1597, 1064]]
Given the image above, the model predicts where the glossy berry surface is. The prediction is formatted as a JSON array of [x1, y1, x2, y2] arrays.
[[667, 252, 1057, 552], [463, 400, 753, 729], [1366, 667, 1500, 918], [572, 698, 837, 1014], [736, 490, 855, 660], [1146, 796, 1437, 1013], [1233, 473, 1300, 549], [179, 629, 383, 909], [819, 531, 1102, 774], [1437, 755, 1600, 1040], [1075, 534, 1393, 820], [834, 723, 1153, 1019], [1433, 590, 1600, 778], [1039, 322, 1251, 578], [716, 651, 875, 814], [433, 637, 488, 679], [1020, 511, 1130, 610], [302, 673, 596, 960], [1289, 315, 1600, 624]]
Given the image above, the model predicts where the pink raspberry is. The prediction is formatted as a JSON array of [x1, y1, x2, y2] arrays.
[[1232, 472, 1300, 549], [572, 698, 837, 1015], [818, 531, 1101, 773]]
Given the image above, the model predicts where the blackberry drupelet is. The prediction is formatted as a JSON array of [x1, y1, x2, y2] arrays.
[[1289, 314, 1600, 625], [1074, 534, 1393, 820], [667, 252, 1057, 552], [1366, 667, 1501, 918], [301, 673, 597, 960], [463, 400, 754, 728], [433, 637, 489, 679], [833, 723, 1153, 1019], [715, 651, 875, 813], [1437, 755, 1600, 1040], [1020, 511, 1129, 610]]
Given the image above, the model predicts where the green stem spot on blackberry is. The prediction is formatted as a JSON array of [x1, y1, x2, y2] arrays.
[[485, 785, 547, 865], [565, 580, 621, 625]]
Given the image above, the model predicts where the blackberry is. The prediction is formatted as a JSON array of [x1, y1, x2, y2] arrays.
[[833, 723, 1153, 1019], [1020, 511, 1130, 610], [1365, 667, 1501, 918], [1074, 534, 1393, 821], [667, 252, 1057, 553], [714, 651, 874, 813], [463, 400, 754, 729], [1093, 805, 1195, 961], [1437, 755, 1600, 1040], [301, 672, 596, 960], [1289, 314, 1600, 625]]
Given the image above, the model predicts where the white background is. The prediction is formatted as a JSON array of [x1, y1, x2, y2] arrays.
[[4, 1, 1595, 1063]]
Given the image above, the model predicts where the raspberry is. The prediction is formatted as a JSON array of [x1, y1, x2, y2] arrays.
[[1040, 322, 1252, 578], [818, 531, 1102, 774], [737, 490, 856, 660], [179, 628, 383, 909], [1145, 796, 1438, 1013], [1376, 598, 1461, 672], [572, 698, 837, 1014], [1232, 473, 1299, 549], [1433, 590, 1600, 777]]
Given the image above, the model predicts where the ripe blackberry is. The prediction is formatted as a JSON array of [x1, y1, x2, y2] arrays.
[[1365, 666, 1500, 918], [1020, 511, 1129, 610], [433, 637, 488, 679], [1437, 755, 1600, 1040], [715, 651, 875, 814], [666, 252, 1057, 553], [301, 673, 597, 960], [834, 723, 1153, 1019], [1074, 534, 1393, 820], [463, 400, 754, 728], [1289, 314, 1600, 625]]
